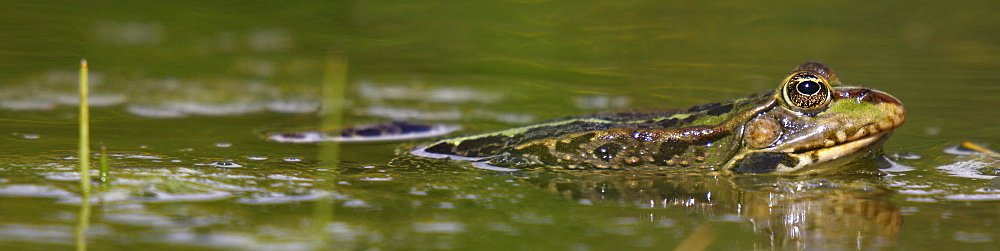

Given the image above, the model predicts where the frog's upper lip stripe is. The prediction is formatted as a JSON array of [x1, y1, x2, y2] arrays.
[[790, 120, 902, 154], [825, 130, 892, 153]]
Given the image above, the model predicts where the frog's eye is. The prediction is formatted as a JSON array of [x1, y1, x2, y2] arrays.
[[780, 71, 833, 112]]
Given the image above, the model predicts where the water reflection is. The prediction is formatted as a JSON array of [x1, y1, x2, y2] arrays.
[[518, 171, 902, 249], [1, 150, 996, 249]]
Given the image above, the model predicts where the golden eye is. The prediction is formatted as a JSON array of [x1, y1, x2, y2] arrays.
[[780, 71, 832, 112]]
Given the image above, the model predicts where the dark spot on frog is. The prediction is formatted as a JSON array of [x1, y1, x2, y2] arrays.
[[555, 141, 576, 153], [517, 144, 558, 164], [571, 133, 596, 145], [706, 103, 733, 116], [685, 102, 733, 117], [658, 118, 679, 127], [423, 142, 456, 154], [556, 133, 595, 154], [682, 115, 698, 124], [593, 143, 622, 161], [657, 142, 688, 162], [731, 152, 799, 174]]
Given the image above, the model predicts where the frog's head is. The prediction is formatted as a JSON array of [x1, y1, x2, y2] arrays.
[[729, 62, 906, 174]]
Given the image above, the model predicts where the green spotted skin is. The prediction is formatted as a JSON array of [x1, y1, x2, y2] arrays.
[[422, 92, 771, 171], [412, 62, 906, 174]]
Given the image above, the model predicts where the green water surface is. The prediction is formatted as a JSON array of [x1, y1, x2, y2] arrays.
[[0, 1, 998, 250]]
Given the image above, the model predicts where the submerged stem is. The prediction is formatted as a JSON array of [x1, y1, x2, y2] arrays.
[[313, 51, 348, 247]]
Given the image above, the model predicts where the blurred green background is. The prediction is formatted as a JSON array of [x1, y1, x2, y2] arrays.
[[0, 0, 997, 249]]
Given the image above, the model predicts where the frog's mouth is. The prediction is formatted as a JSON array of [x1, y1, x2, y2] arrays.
[[784, 131, 894, 174], [801, 117, 904, 153], [729, 131, 894, 175]]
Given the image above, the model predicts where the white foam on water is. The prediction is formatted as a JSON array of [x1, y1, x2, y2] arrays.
[[412, 222, 465, 233], [936, 160, 998, 179], [942, 193, 1000, 201], [0, 185, 73, 197]]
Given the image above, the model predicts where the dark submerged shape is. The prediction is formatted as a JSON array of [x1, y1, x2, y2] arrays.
[[267, 121, 461, 143]]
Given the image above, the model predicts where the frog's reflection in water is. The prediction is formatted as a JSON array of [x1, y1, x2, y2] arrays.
[[518, 171, 902, 249]]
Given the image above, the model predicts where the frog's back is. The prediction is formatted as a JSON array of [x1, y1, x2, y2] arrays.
[[416, 109, 680, 156], [411, 91, 771, 171]]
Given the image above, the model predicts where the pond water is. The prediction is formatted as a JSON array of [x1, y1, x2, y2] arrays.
[[1, 0, 998, 250]]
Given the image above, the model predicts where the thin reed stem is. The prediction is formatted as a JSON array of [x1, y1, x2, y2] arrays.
[[75, 59, 91, 251]]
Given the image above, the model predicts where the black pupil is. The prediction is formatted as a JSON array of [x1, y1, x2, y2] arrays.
[[797, 81, 821, 95]]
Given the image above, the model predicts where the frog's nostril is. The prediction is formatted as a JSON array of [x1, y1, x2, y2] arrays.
[[858, 89, 873, 102]]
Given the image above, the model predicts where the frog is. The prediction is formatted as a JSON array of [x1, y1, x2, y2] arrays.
[[409, 62, 906, 174]]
